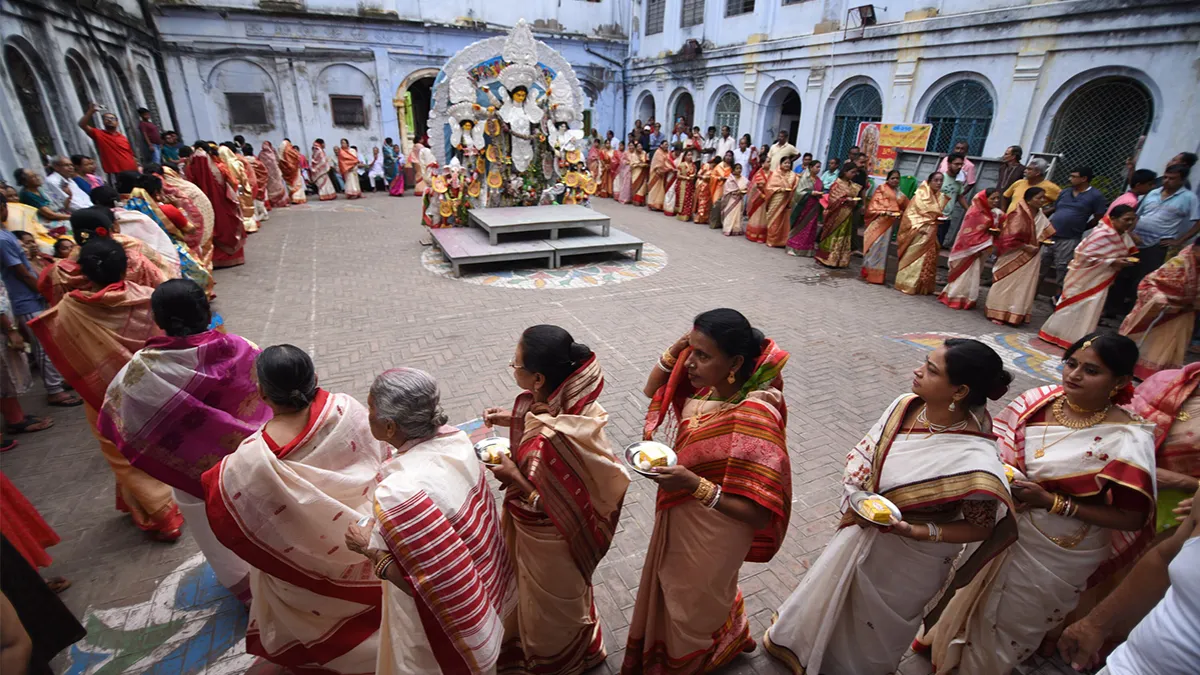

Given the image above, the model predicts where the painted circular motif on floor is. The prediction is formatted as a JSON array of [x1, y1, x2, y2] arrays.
[[422, 243, 667, 289]]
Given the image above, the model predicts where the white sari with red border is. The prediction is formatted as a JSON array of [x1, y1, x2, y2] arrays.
[[765, 394, 1013, 675], [203, 389, 391, 674], [1038, 219, 1136, 349], [925, 385, 1156, 674], [370, 427, 516, 675]]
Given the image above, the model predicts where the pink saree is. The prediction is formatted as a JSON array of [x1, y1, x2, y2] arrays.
[[98, 330, 271, 499]]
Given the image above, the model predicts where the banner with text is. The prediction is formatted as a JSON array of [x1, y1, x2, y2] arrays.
[[856, 123, 933, 178]]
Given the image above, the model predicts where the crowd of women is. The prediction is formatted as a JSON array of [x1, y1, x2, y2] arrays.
[[584, 132, 1200, 391], [5, 201, 1198, 674]]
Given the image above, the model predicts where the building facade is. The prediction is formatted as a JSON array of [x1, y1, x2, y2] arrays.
[[155, 1, 629, 157], [626, 0, 1200, 195], [0, 0, 171, 180]]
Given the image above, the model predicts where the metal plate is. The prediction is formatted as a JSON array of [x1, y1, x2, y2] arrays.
[[848, 490, 902, 525], [623, 441, 678, 478], [474, 437, 511, 466]]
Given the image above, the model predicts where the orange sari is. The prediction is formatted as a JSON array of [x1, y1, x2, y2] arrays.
[[336, 146, 362, 198], [861, 184, 908, 284], [764, 168, 799, 247], [28, 282, 181, 536], [693, 163, 713, 224]]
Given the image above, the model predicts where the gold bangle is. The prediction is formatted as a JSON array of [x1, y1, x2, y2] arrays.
[[661, 350, 678, 367], [373, 553, 395, 579], [691, 478, 714, 503]]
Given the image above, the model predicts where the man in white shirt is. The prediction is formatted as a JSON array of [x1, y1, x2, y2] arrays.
[[43, 156, 93, 212], [767, 130, 798, 171], [732, 136, 753, 176], [701, 126, 718, 163], [715, 126, 736, 161], [367, 147, 386, 191]]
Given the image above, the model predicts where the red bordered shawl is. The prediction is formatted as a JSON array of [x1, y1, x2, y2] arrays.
[[995, 385, 1157, 585], [1132, 362, 1200, 477], [507, 355, 629, 579], [644, 339, 791, 563], [1119, 245, 1200, 335]]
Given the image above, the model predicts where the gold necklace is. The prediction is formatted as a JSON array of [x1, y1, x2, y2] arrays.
[[1052, 396, 1109, 430], [1065, 397, 1109, 414], [687, 390, 737, 431]]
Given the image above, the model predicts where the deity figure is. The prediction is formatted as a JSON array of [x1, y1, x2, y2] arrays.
[[481, 21, 546, 173]]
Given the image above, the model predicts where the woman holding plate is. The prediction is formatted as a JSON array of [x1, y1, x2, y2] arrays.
[[919, 333, 1156, 675], [483, 325, 630, 675], [622, 309, 791, 674], [764, 339, 1015, 675]]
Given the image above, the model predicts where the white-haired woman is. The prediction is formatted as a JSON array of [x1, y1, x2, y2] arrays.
[[202, 344, 391, 674], [345, 368, 517, 675]]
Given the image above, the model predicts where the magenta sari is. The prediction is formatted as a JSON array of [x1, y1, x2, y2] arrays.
[[388, 172, 405, 196], [97, 330, 272, 498]]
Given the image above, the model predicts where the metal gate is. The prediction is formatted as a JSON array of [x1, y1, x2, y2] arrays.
[[828, 84, 881, 162], [925, 80, 993, 155], [1046, 77, 1153, 200]]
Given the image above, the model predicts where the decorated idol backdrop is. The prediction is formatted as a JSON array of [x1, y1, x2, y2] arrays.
[[426, 19, 592, 208]]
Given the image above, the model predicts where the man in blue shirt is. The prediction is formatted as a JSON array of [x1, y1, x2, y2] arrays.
[[1, 202, 81, 410], [1044, 166, 1108, 290], [648, 122, 664, 151], [1108, 164, 1200, 317]]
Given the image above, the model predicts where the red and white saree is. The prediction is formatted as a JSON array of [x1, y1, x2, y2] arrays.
[[939, 190, 998, 308], [498, 356, 630, 675], [623, 340, 792, 675], [203, 389, 391, 674], [1039, 218, 1137, 348], [985, 200, 1055, 326], [765, 394, 1013, 675], [370, 428, 516, 675], [923, 386, 1155, 674], [1119, 245, 1200, 380]]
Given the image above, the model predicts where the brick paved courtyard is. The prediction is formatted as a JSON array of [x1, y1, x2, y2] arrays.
[[4, 193, 1079, 675]]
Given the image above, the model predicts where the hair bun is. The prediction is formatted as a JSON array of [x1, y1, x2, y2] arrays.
[[568, 341, 593, 364], [987, 370, 1014, 401]]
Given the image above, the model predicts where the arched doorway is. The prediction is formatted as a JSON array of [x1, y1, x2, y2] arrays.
[[5, 44, 56, 161], [671, 90, 694, 129], [828, 83, 882, 162], [394, 68, 438, 154], [761, 84, 801, 146], [713, 89, 741, 137], [924, 79, 994, 155], [1046, 77, 1153, 198], [636, 92, 655, 126]]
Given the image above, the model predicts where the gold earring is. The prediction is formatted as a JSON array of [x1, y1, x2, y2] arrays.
[[1110, 386, 1120, 399], [727, 371, 736, 384]]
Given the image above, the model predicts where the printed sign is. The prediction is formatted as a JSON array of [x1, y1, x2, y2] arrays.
[[856, 123, 933, 178]]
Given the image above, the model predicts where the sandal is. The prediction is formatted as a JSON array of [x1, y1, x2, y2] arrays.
[[46, 392, 83, 407], [6, 415, 54, 434], [45, 576, 71, 593], [0, 439, 16, 453]]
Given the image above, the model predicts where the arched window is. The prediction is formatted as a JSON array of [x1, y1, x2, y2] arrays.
[[714, 90, 740, 137], [1046, 77, 1153, 199], [5, 45, 55, 160], [637, 94, 655, 125], [137, 65, 160, 126], [924, 80, 993, 155], [672, 91, 694, 129], [828, 84, 881, 162], [65, 54, 92, 115]]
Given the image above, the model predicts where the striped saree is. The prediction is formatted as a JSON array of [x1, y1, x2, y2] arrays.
[[1119, 245, 1200, 380], [371, 428, 516, 675], [623, 340, 791, 675], [499, 356, 630, 675], [1038, 218, 1136, 348]]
